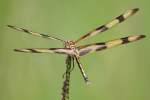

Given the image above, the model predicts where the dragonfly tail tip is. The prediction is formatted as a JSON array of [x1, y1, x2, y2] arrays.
[[86, 80, 92, 85]]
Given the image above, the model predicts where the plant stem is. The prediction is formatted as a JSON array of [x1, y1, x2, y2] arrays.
[[61, 56, 74, 100]]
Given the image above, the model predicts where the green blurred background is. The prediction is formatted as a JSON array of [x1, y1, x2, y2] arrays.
[[0, 0, 149, 100]]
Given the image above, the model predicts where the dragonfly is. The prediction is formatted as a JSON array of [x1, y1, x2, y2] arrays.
[[8, 8, 145, 85]]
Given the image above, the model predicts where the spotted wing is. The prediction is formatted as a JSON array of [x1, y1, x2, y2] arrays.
[[7, 25, 65, 42], [14, 48, 74, 55], [75, 8, 139, 43], [78, 35, 145, 56]]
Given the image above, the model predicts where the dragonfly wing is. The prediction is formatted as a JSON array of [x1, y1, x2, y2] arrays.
[[14, 48, 74, 55], [7, 25, 65, 42], [78, 35, 145, 56], [75, 8, 139, 43]]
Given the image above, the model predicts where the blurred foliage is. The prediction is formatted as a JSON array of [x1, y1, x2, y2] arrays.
[[0, 0, 149, 100]]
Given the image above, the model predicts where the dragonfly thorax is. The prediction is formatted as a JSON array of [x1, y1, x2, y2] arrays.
[[64, 40, 76, 49], [64, 40, 80, 56]]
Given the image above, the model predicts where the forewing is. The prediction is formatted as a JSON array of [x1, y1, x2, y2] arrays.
[[75, 8, 139, 43], [7, 25, 64, 42]]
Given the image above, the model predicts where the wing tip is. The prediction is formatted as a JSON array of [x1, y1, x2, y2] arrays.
[[14, 49, 21, 52], [139, 34, 146, 39], [132, 8, 139, 14], [7, 25, 14, 28], [14, 49, 28, 52]]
